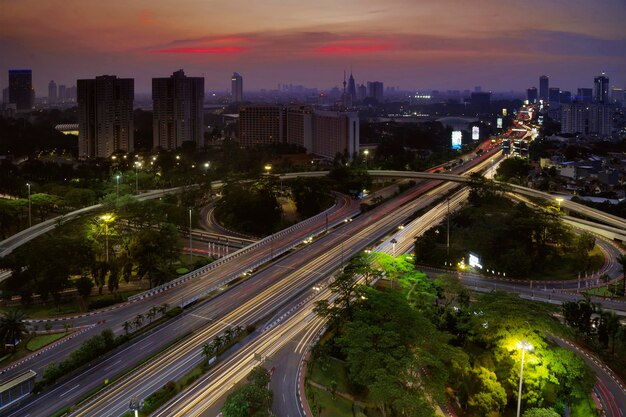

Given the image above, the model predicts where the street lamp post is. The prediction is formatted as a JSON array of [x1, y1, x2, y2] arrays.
[[516, 340, 533, 417], [391, 238, 398, 257], [555, 197, 563, 211], [26, 183, 31, 228], [189, 208, 193, 267], [363, 149, 369, 169], [446, 198, 450, 258], [100, 214, 114, 263], [134, 162, 142, 194], [116, 175, 120, 200]]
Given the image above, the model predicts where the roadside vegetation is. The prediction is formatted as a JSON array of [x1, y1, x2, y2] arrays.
[[308, 253, 597, 417], [414, 174, 602, 279]]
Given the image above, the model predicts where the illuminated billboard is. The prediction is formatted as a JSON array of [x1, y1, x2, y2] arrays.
[[469, 252, 482, 269], [496, 118, 503, 129], [472, 126, 480, 141], [502, 108, 507, 116], [451, 131, 462, 150]]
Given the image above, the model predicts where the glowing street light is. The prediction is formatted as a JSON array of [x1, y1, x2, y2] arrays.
[[100, 214, 115, 263], [391, 238, 398, 257], [264, 164, 272, 175], [115, 174, 120, 200], [516, 340, 533, 417], [555, 197, 563, 209]]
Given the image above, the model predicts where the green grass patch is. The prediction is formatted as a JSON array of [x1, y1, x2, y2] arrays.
[[309, 357, 351, 394], [307, 386, 354, 417], [27, 332, 68, 351], [0, 352, 12, 364], [571, 397, 599, 417]]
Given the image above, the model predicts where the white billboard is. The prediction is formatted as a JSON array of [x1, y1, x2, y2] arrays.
[[472, 126, 480, 141], [451, 131, 462, 150], [497, 117, 503, 129]]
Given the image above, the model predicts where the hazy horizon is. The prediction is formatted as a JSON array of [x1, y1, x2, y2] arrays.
[[2, 0, 625, 95]]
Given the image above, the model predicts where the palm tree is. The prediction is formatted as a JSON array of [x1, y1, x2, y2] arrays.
[[158, 303, 169, 317], [133, 314, 144, 330], [202, 343, 215, 364], [224, 327, 235, 344], [618, 254, 626, 296], [147, 306, 157, 323], [0, 309, 28, 351], [212, 335, 224, 354], [123, 321, 132, 335]]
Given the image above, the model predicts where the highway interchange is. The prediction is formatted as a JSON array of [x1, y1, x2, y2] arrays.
[[1, 146, 626, 416]]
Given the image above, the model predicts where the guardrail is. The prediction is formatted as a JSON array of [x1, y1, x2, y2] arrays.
[[127, 198, 359, 304]]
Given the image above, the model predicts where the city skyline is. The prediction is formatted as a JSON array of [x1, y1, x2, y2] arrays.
[[1, 0, 626, 94]]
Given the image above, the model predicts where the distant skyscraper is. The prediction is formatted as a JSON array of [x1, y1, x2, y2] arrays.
[[347, 72, 357, 104], [561, 103, 613, 137], [8, 69, 33, 111], [357, 84, 367, 101], [58, 85, 67, 103], [77, 75, 134, 159], [576, 88, 593, 103], [594, 74, 609, 103], [48, 80, 57, 104], [67, 85, 77, 102], [539, 75, 549, 101], [312, 110, 359, 159], [548, 87, 561, 104], [612, 88, 625, 107], [559, 90, 572, 104], [231, 72, 243, 102], [367, 81, 384, 103], [526, 87, 538, 103], [152, 69, 204, 150], [239, 105, 283, 146]]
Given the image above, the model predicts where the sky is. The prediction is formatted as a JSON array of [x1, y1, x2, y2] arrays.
[[1, 0, 626, 95]]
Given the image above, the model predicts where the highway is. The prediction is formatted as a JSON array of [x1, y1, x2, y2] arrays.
[[4, 146, 625, 416], [48, 148, 500, 416]]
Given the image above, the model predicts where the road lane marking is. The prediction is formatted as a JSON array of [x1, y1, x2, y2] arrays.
[[190, 313, 212, 321], [104, 359, 122, 370], [139, 342, 154, 350], [60, 384, 80, 398]]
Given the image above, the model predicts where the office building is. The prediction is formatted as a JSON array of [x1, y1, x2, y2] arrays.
[[367, 81, 384, 103], [612, 88, 625, 107], [238, 105, 359, 159], [594, 74, 609, 103], [576, 88, 593, 104], [311, 110, 359, 159], [284, 105, 312, 150], [526, 87, 538, 103], [559, 90, 572, 104], [588, 104, 613, 136], [58, 85, 66, 103], [539, 75, 549, 101], [77, 75, 134, 159], [231, 72, 243, 102], [8, 69, 34, 111], [239, 105, 283, 146], [561, 103, 613, 137], [357, 84, 367, 101], [48, 80, 57, 104], [347, 73, 357, 104], [152, 69, 204, 150], [549, 87, 561, 105], [561, 104, 588, 134]]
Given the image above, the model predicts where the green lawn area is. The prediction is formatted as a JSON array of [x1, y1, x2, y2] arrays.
[[308, 386, 354, 417], [27, 332, 68, 351], [309, 357, 351, 394], [571, 397, 600, 417]]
